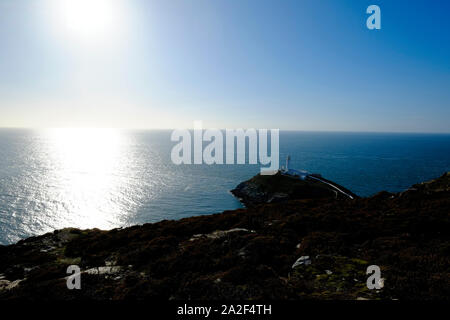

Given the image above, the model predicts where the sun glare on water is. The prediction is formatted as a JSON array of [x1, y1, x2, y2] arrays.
[[43, 128, 129, 229]]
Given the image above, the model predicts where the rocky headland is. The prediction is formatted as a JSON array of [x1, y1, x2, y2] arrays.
[[231, 171, 359, 206], [0, 172, 449, 300]]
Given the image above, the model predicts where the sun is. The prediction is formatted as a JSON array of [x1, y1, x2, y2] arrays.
[[56, 0, 120, 40]]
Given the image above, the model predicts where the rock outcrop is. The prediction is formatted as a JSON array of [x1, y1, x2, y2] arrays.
[[231, 171, 358, 207]]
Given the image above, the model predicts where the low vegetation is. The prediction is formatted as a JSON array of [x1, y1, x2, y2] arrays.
[[0, 173, 448, 300]]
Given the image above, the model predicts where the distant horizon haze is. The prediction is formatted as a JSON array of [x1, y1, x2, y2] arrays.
[[0, 127, 449, 135]]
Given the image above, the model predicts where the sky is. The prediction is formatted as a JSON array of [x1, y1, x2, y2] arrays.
[[0, 0, 449, 132]]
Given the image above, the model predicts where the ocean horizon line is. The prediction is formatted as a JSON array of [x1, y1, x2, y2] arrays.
[[0, 127, 449, 135]]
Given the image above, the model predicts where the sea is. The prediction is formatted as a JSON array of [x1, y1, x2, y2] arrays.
[[0, 128, 449, 244]]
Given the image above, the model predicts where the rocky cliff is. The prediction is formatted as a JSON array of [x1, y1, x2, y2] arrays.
[[0, 173, 449, 300], [231, 171, 359, 206]]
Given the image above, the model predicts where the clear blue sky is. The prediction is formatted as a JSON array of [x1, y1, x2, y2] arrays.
[[0, 0, 449, 132]]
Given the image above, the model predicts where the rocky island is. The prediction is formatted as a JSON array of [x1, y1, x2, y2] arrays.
[[0, 172, 449, 300], [231, 171, 359, 206]]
